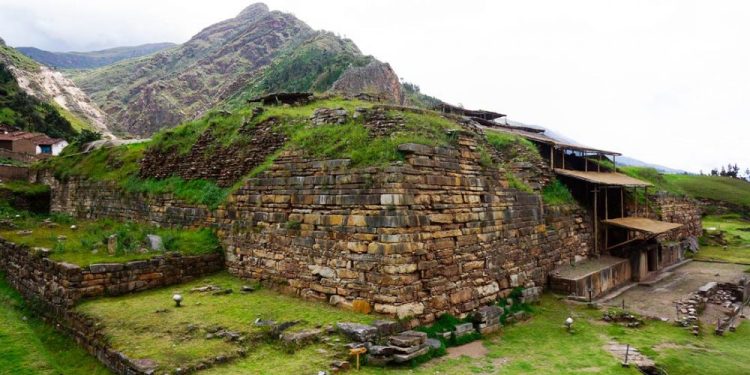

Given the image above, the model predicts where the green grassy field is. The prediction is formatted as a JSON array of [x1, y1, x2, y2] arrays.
[[665, 174, 750, 208], [695, 214, 750, 264], [0, 211, 220, 266], [76, 272, 376, 373], [204, 294, 750, 375], [620, 167, 750, 209], [4, 275, 750, 374], [0, 273, 108, 375]]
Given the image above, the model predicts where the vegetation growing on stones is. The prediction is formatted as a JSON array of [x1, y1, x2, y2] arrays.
[[542, 179, 576, 206], [0, 212, 220, 266], [40, 97, 467, 208]]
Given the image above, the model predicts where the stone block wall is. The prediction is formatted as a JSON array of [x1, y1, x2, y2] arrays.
[[31, 170, 210, 228], [0, 238, 223, 313], [218, 134, 593, 323], [653, 194, 703, 242]]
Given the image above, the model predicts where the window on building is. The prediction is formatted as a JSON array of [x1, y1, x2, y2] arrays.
[[39, 145, 52, 154]]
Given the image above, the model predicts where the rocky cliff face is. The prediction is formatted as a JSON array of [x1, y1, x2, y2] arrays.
[[332, 61, 404, 104], [11, 65, 112, 137], [73, 3, 404, 137], [0, 43, 112, 138]]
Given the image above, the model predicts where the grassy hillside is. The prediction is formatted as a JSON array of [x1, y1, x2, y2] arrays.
[[620, 166, 750, 209], [665, 174, 750, 207], [222, 33, 372, 110]]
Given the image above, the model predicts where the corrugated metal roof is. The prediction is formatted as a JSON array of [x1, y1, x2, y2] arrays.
[[482, 125, 622, 155], [554, 169, 652, 187], [602, 217, 683, 234]]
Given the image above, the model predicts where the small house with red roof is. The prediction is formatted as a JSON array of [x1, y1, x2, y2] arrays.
[[0, 129, 68, 157]]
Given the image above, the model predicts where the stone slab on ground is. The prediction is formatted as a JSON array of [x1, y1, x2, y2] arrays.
[[604, 341, 655, 368]]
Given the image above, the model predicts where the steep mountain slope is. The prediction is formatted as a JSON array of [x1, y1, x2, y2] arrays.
[[0, 41, 112, 138], [73, 3, 403, 136], [17, 43, 176, 70], [0, 62, 76, 140]]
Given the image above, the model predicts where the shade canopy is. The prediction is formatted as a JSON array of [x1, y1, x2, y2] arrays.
[[554, 169, 652, 187], [602, 217, 683, 235]]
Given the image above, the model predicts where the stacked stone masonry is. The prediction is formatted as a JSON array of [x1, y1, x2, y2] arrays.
[[217, 134, 593, 323], [0, 238, 223, 313], [32, 170, 210, 228], [26, 131, 709, 324], [653, 194, 703, 242]]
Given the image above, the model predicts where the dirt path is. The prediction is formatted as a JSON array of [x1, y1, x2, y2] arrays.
[[446, 340, 489, 359], [604, 261, 747, 319]]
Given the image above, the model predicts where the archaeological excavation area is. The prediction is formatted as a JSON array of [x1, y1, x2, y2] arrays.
[[1, 95, 748, 375]]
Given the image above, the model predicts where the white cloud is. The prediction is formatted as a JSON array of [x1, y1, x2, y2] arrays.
[[0, 0, 748, 173]]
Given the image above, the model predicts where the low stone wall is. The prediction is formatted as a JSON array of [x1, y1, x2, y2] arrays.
[[56, 309, 154, 374], [31, 170, 210, 228], [0, 165, 30, 180], [219, 134, 593, 324], [0, 238, 223, 313]]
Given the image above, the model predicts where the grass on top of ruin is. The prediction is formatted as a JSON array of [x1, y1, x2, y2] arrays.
[[0, 208, 220, 266], [694, 214, 750, 264], [75, 271, 377, 373]]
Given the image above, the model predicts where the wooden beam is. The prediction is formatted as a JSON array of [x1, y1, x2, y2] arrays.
[[585, 152, 589, 172], [594, 187, 599, 254], [598, 153, 602, 172], [620, 187, 624, 218], [605, 187, 609, 220], [606, 237, 643, 251], [562, 149, 566, 169], [550, 146, 554, 169]]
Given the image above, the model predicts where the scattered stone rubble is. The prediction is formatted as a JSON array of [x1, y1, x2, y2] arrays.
[[602, 310, 644, 328], [674, 280, 748, 335]]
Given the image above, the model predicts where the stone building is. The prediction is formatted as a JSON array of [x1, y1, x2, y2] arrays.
[[36, 99, 702, 323], [483, 122, 702, 299]]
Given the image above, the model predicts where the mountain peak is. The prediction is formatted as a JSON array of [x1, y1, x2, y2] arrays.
[[236, 3, 270, 20], [0, 37, 5, 46]]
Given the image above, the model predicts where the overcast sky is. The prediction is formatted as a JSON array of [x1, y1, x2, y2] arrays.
[[1, 0, 748, 173]]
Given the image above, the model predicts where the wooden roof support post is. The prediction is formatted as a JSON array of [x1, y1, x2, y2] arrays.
[[605, 186, 609, 250], [594, 187, 599, 255], [620, 187, 625, 218], [550, 146, 554, 169], [598, 153, 602, 172], [562, 148, 566, 169], [613, 155, 617, 171], [585, 152, 589, 172]]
